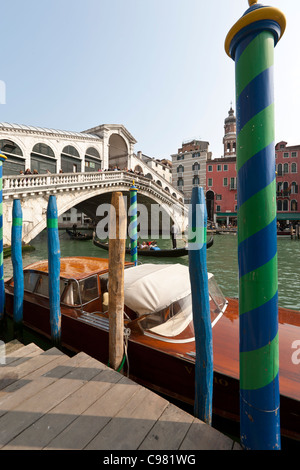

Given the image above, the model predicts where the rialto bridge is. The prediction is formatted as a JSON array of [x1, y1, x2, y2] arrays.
[[0, 122, 187, 246], [2, 169, 188, 246]]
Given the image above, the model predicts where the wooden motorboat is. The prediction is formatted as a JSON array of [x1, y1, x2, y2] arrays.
[[66, 229, 93, 241], [4, 257, 300, 443], [92, 233, 214, 258]]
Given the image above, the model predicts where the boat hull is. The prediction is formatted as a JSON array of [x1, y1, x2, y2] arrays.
[[4, 290, 299, 443]]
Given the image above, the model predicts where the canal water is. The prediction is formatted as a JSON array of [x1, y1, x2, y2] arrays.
[[4, 229, 300, 311]]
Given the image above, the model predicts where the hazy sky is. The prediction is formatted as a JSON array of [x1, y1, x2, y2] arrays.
[[1, 0, 299, 160]]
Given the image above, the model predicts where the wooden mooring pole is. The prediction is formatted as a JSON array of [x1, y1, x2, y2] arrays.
[[47, 195, 61, 346], [11, 199, 24, 338], [108, 192, 127, 371], [188, 186, 213, 425], [225, 0, 286, 450]]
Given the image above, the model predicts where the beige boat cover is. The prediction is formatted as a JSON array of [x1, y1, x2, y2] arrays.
[[123, 263, 192, 316]]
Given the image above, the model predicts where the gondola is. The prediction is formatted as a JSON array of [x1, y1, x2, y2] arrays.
[[66, 229, 93, 241], [92, 232, 214, 258]]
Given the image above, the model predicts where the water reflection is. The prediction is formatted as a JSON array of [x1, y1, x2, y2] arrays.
[[4, 230, 300, 311]]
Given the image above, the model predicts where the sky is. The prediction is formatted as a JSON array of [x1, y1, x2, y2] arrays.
[[1, 0, 299, 161]]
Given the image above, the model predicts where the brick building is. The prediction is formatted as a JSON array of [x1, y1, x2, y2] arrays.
[[275, 141, 300, 226]]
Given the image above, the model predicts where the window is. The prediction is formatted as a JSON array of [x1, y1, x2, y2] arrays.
[[283, 152, 289, 158], [0, 139, 23, 157], [192, 162, 200, 171], [177, 165, 184, 173], [177, 178, 184, 187], [223, 177, 228, 186], [208, 165, 213, 172], [291, 182, 298, 194], [32, 143, 55, 158], [217, 165, 222, 171], [291, 163, 297, 173], [291, 200, 298, 211], [192, 152, 200, 158], [277, 200, 282, 211], [230, 177, 236, 189], [277, 164, 282, 176], [283, 200, 289, 211], [291, 151, 297, 158], [216, 194, 222, 200], [223, 165, 228, 171], [216, 205, 221, 212], [193, 176, 199, 186], [283, 163, 289, 174], [208, 178, 213, 187]]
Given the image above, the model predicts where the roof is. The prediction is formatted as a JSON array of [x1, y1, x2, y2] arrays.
[[24, 257, 110, 279], [0, 122, 101, 140], [123, 263, 192, 316]]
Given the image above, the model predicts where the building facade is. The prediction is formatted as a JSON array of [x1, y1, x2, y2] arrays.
[[275, 141, 299, 225], [171, 139, 212, 203], [205, 107, 300, 226]]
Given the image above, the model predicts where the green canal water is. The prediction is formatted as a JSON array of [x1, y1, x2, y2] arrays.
[[4, 229, 300, 311]]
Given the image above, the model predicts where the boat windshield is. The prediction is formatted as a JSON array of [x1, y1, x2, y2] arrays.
[[138, 274, 227, 339], [62, 275, 99, 306]]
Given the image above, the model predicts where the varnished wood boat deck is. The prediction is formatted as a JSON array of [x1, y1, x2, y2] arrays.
[[0, 341, 241, 451]]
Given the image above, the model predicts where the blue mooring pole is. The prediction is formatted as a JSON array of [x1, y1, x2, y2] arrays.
[[188, 186, 213, 425], [47, 195, 61, 346], [0, 154, 7, 323], [11, 199, 24, 336]]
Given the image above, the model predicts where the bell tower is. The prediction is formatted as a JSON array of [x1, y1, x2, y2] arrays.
[[223, 106, 236, 156]]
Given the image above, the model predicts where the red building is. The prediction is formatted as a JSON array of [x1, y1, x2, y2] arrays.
[[206, 108, 300, 227], [275, 141, 300, 226]]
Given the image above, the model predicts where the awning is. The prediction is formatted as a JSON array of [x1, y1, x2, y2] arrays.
[[277, 213, 300, 221]]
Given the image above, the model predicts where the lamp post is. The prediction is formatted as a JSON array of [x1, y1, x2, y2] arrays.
[[225, 0, 286, 450]]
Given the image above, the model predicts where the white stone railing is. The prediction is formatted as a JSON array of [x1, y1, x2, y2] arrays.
[[2, 171, 185, 207]]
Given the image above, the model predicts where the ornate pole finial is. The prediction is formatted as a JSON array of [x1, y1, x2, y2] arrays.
[[248, 0, 258, 5]]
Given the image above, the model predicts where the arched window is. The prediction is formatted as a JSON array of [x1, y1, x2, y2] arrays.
[[177, 165, 184, 173], [283, 163, 289, 174], [145, 173, 153, 180], [193, 175, 200, 186], [85, 147, 101, 172], [192, 162, 200, 171], [277, 163, 282, 176], [0, 139, 25, 175], [291, 182, 298, 194], [156, 180, 162, 186], [283, 199, 288, 211], [277, 200, 282, 211], [61, 145, 81, 173], [291, 200, 297, 211], [291, 162, 297, 173], [31, 142, 56, 174]]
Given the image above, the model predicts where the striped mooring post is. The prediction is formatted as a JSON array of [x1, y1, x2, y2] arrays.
[[47, 195, 61, 346], [225, 0, 286, 450], [129, 181, 138, 266], [0, 154, 7, 323], [188, 186, 213, 425], [11, 199, 24, 335]]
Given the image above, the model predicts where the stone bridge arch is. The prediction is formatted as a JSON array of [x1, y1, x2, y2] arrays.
[[2, 172, 188, 245]]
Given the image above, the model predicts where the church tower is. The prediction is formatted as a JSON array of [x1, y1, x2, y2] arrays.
[[223, 106, 236, 157]]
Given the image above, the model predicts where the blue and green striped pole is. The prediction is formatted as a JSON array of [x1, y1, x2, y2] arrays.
[[225, 0, 286, 450], [129, 181, 138, 266], [188, 186, 212, 425], [0, 154, 7, 322], [11, 199, 24, 335], [47, 195, 61, 346]]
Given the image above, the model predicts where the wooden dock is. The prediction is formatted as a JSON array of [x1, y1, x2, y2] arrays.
[[0, 341, 241, 451]]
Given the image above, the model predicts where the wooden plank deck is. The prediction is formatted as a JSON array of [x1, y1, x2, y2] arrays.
[[0, 341, 241, 451]]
